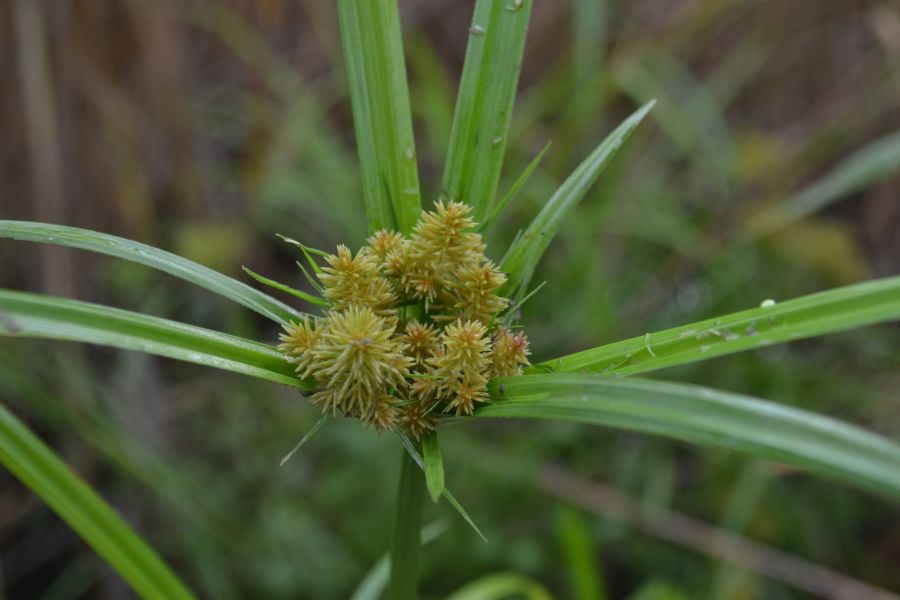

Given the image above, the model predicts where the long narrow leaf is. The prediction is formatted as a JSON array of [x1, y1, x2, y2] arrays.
[[0, 402, 195, 599], [0, 290, 311, 390], [242, 266, 328, 308], [538, 275, 900, 376], [336, 0, 421, 234], [501, 101, 655, 296], [0, 221, 304, 324], [479, 375, 900, 501], [479, 141, 552, 234], [443, 0, 534, 223]]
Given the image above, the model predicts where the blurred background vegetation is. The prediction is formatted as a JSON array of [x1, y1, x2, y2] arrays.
[[1, 0, 899, 598]]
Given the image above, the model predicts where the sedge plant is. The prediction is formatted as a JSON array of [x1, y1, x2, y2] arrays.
[[2, 0, 900, 598]]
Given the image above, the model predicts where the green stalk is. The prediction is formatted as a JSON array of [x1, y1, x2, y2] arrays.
[[388, 448, 425, 600]]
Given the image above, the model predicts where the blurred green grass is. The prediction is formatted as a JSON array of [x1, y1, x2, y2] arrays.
[[1, 0, 899, 597]]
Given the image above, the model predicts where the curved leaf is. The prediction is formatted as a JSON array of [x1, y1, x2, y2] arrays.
[[0, 402, 195, 599], [0, 220, 305, 324], [0, 290, 311, 390], [479, 374, 900, 501], [537, 275, 900, 376], [500, 101, 655, 297]]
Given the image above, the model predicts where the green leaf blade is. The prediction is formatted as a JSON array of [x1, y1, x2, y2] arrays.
[[540, 275, 900, 376], [0, 402, 195, 599], [0, 221, 305, 325], [500, 101, 655, 297], [398, 434, 487, 542], [443, 0, 534, 223], [480, 141, 552, 234], [0, 290, 311, 390], [480, 375, 900, 502], [422, 432, 445, 503], [336, 0, 421, 234], [242, 266, 328, 308]]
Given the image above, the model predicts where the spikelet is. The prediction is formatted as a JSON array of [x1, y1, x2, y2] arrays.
[[308, 387, 342, 414], [277, 317, 320, 377], [400, 401, 438, 439], [428, 320, 492, 415], [445, 378, 490, 415], [367, 230, 405, 264], [364, 394, 402, 433], [405, 201, 485, 301], [397, 320, 439, 367], [491, 328, 530, 378], [444, 261, 508, 324], [318, 245, 395, 315], [307, 307, 412, 416]]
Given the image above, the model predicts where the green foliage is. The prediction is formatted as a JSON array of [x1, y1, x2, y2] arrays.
[[443, 0, 534, 223], [445, 572, 553, 600], [0, 220, 304, 324], [351, 521, 448, 600], [0, 290, 310, 390], [556, 508, 606, 600], [501, 101, 655, 298], [3, 1, 900, 598], [336, 0, 421, 234], [540, 275, 900, 376], [479, 375, 900, 501], [422, 432, 445, 503], [0, 403, 194, 600], [745, 129, 900, 238], [480, 141, 552, 234]]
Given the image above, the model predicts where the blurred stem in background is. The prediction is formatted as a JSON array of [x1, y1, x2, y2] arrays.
[[12, 0, 73, 298]]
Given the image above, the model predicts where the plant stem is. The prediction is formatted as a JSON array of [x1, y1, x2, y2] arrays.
[[388, 447, 424, 600]]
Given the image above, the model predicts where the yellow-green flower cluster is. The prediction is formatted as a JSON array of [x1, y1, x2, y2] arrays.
[[278, 201, 530, 437]]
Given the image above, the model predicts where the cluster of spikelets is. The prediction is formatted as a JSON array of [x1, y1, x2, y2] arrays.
[[278, 201, 530, 438]]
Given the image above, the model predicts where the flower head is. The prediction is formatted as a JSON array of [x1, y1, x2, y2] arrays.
[[318, 245, 395, 315], [428, 320, 492, 415], [365, 394, 402, 433], [276, 202, 531, 433], [278, 317, 320, 377], [398, 320, 439, 367], [443, 261, 508, 324], [491, 328, 531, 378], [367, 229, 405, 263], [307, 306, 412, 416], [405, 201, 485, 301], [400, 401, 438, 439]]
